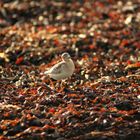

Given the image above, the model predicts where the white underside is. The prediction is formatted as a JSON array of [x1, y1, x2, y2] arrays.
[[49, 72, 73, 80], [45, 59, 75, 80]]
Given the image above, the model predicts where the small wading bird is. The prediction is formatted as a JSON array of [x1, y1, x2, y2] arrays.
[[44, 52, 75, 89]]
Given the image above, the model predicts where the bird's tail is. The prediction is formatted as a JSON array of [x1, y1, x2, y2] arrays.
[[40, 70, 50, 76], [44, 71, 50, 75], [40, 71, 50, 81]]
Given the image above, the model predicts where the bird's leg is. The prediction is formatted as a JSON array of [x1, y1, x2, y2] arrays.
[[49, 79, 67, 92], [54, 80, 60, 89], [58, 79, 66, 92], [59, 80, 64, 88], [49, 78, 55, 89]]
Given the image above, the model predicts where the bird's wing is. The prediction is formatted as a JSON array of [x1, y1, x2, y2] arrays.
[[49, 61, 66, 74]]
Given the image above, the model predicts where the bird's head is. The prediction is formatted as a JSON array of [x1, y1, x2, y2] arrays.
[[61, 52, 71, 61]]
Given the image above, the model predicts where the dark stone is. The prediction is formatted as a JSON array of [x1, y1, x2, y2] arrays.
[[115, 101, 133, 111]]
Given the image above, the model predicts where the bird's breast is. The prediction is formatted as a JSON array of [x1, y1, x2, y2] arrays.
[[67, 59, 75, 74]]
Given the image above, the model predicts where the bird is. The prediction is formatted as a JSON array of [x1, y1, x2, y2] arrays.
[[44, 52, 75, 88]]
